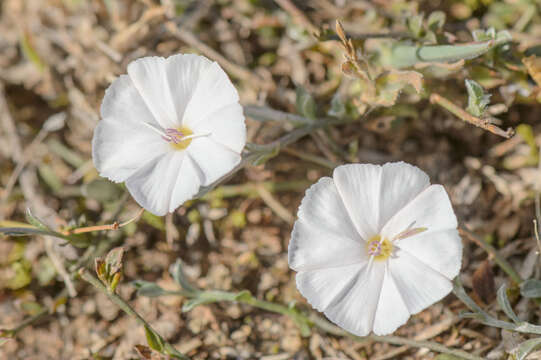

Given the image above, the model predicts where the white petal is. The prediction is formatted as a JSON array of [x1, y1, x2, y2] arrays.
[[186, 137, 241, 186], [372, 269, 410, 335], [324, 261, 385, 336], [182, 62, 239, 129], [333, 164, 382, 240], [389, 250, 452, 314], [164, 54, 212, 123], [127, 57, 178, 128], [289, 177, 366, 272], [93, 74, 169, 182], [396, 229, 462, 279], [295, 263, 364, 312], [378, 162, 430, 229], [381, 185, 457, 240], [125, 152, 184, 216], [169, 154, 203, 213], [191, 103, 246, 154]]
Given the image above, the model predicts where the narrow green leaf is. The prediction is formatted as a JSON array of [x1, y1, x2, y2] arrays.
[[0, 227, 59, 237], [234, 290, 253, 302], [427, 11, 446, 31], [171, 260, 198, 293], [520, 279, 541, 298], [388, 32, 512, 69], [295, 86, 317, 121], [144, 325, 164, 352], [133, 281, 167, 298], [497, 285, 521, 324], [182, 298, 211, 312], [515, 337, 541, 360], [25, 209, 50, 231]]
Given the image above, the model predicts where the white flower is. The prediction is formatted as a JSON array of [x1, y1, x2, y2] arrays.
[[92, 54, 246, 215], [288, 162, 462, 336]]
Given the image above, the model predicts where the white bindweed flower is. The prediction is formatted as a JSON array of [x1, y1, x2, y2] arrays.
[[92, 54, 246, 215], [288, 162, 462, 336]]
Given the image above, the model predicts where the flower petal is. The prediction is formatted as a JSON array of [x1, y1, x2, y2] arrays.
[[289, 177, 366, 272], [372, 269, 410, 335], [164, 54, 212, 124], [378, 162, 430, 230], [186, 137, 241, 186], [389, 250, 452, 314], [127, 56, 178, 128], [169, 154, 203, 213], [323, 261, 385, 336], [381, 184, 458, 240], [333, 164, 382, 240], [182, 62, 240, 129], [295, 263, 364, 312], [125, 152, 184, 216], [191, 103, 246, 154], [396, 229, 462, 279], [93, 75, 169, 182]]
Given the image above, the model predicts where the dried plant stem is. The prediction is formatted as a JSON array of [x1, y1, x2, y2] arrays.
[[430, 93, 515, 139], [61, 208, 144, 235], [459, 227, 522, 284], [273, 0, 319, 35], [79, 269, 188, 360], [164, 22, 267, 90]]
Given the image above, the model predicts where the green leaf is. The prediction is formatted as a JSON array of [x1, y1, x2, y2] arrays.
[[144, 325, 164, 352], [515, 337, 541, 360], [170, 260, 198, 293], [295, 86, 317, 121], [133, 281, 167, 298], [251, 146, 280, 166], [182, 297, 212, 312], [0, 227, 57, 237], [497, 285, 520, 324], [520, 279, 541, 298], [387, 31, 512, 69], [25, 209, 50, 231], [427, 11, 446, 31], [105, 246, 124, 276], [465, 79, 490, 117], [328, 93, 346, 118], [406, 14, 424, 38], [234, 290, 253, 302]]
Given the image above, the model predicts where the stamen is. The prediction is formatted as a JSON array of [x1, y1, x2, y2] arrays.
[[141, 121, 167, 137], [162, 128, 185, 144]]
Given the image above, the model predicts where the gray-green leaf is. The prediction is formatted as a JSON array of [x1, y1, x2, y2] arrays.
[[465, 79, 491, 117]]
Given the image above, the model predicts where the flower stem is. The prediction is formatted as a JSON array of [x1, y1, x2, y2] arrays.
[[62, 208, 144, 235], [79, 269, 188, 360], [459, 227, 522, 284]]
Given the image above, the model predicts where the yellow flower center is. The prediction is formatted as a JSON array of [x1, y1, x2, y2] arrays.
[[163, 126, 193, 150], [366, 235, 393, 261]]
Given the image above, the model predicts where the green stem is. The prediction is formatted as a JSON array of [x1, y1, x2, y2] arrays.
[[80, 269, 188, 360], [172, 289, 482, 360]]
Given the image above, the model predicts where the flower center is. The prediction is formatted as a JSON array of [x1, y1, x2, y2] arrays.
[[163, 126, 193, 150], [366, 235, 393, 261]]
